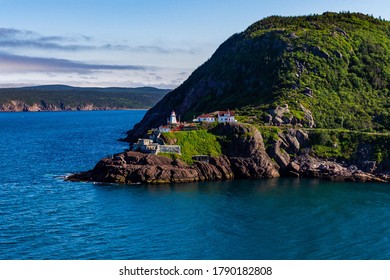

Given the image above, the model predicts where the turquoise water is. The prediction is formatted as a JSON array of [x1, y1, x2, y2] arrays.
[[0, 110, 390, 260]]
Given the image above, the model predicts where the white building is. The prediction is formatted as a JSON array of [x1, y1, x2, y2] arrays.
[[167, 110, 177, 124], [218, 110, 237, 123], [196, 114, 216, 123], [158, 125, 171, 133]]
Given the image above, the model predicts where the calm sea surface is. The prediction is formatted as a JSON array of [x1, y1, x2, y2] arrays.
[[0, 110, 390, 260]]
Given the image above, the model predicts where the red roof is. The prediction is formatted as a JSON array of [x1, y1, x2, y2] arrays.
[[218, 110, 235, 116], [197, 114, 215, 118]]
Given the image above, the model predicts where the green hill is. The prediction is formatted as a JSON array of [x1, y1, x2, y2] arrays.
[[126, 12, 390, 142], [0, 85, 170, 111]]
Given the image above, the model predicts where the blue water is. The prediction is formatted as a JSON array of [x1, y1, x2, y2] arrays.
[[0, 110, 390, 260]]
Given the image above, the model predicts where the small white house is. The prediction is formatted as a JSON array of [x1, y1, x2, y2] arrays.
[[158, 125, 171, 133], [218, 110, 237, 123], [196, 114, 216, 123]]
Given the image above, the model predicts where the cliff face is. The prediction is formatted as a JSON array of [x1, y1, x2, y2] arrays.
[[68, 122, 389, 184], [211, 123, 279, 179], [0, 100, 115, 112], [67, 123, 280, 184], [0, 85, 170, 112]]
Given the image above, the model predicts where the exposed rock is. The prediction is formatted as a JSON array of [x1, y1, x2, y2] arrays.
[[299, 104, 315, 128], [268, 139, 291, 170], [69, 123, 280, 184], [312, 46, 331, 60], [68, 149, 279, 184], [302, 87, 314, 97], [273, 116, 284, 126], [269, 104, 290, 118], [230, 157, 280, 179], [212, 123, 280, 178], [334, 27, 349, 37], [284, 133, 300, 154], [288, 161, 300, 173], [295, 60, 306, 78], [293, 155, 388, 183], [360, 161, 377, 173], [212, 123, 265, 157], [263, 114, 273, 124], [282, 115, 293, 124], [0, 100, 124, 112], [69, 123, 389, 185], [273, 129, 302, 158], [267, 104, 304, 127], [333, 51, 343, 59], [295, 129, 309, 146]]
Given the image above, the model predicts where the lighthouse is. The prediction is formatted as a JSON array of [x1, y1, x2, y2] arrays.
[[168, 110, 177, 124]]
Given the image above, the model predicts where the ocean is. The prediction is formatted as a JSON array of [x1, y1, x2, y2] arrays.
[[0, 110, 389, 260]]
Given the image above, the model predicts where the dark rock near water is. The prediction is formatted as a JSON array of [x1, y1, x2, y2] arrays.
[[291, 155, 388, 183], [68, 123, 280, 184], [67, 150, 278, 184], [268, 139, 290, 171], [69, 151, 215, 184], [68, 122, 389, 184]]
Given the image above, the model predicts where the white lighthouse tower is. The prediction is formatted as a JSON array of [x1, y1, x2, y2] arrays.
[[168, 110, 177, 125]]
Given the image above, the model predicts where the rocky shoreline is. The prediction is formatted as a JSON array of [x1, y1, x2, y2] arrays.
[[66, 152, 390, 185], [0, 101, 137, 112], [67, 123, 389, 184]]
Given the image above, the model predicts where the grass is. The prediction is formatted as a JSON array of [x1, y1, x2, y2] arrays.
[[161, 129, 222, 164], [308, 129, 390, 162]]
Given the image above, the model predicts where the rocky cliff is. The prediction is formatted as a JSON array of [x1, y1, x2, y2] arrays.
[[68, 122, 389, 184], [0, 100, 120, 112], [67, 123, 280, 184]]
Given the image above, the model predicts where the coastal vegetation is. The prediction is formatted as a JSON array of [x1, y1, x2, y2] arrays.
[[309, 129, 390, 162], [161, 129, 222, 164]]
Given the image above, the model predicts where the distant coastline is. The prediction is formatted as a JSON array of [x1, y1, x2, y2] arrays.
[[0, 84, 170, 113], [0, 104, 150, 112]]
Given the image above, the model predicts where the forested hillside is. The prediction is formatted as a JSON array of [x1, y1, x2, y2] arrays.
[[0, 85, 170, 111]]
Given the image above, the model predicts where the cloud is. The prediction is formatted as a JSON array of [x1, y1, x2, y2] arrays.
[[0, 52, 156, 74], [0, 28, 198, 88], [123, 45, 197, 54], [0, 27, 96, 51], [0, 27, 199, 54]]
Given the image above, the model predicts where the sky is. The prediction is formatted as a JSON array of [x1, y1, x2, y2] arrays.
[[0, 0, 389, 89]]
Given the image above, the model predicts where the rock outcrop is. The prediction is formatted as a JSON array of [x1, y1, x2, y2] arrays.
[[67, 150, 279, 184], [263, 104, 315, 128], [67, 151, 234, 184], [290, 155, 389, 183], [0, 100, 125, 112], [212, 123, 280, 179], [68, 123, 280, 184], [262, 128, 389, 183], [68, 122, 389, 184]]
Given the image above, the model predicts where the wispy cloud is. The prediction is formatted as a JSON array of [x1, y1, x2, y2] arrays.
[[0, 27, 96, 51], [0, 27, 198, 54], [0, 27, 197, 88], [0, 52, 156, 74]]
